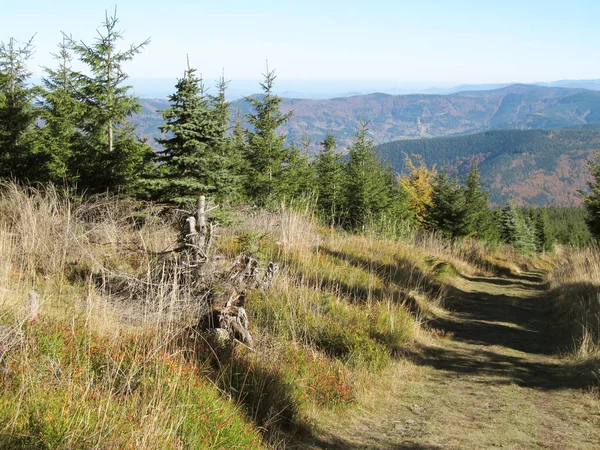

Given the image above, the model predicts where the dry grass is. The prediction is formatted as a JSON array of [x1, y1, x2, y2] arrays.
[[547, 246, 600, 386], [548, 247, 600, 355]]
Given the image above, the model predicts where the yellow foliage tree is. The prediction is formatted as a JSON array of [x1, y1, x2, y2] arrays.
[[398, 155, 437, 225]]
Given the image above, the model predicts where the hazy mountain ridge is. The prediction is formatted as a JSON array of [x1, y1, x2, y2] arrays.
[[133, 84, 600, 150], [374, 128, 600, 207]]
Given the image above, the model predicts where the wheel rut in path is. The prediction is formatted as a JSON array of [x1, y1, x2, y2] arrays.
[[305, 270, 600, 449]]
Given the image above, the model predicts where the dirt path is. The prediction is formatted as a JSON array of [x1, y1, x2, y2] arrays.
[[306, 271, 600, 449]]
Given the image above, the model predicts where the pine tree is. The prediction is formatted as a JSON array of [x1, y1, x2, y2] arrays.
[[155, 64, 233, 204], [315, 134, 343, 226], [67, 9, 153, 193], [580, 155, 600, 240], [343, 121, 392, 229], [39, 36, 83, 183], [243, 66, 293, 206], [0, 36, 40, 180], [425, 171, 467, 239], [463, 162, 495, 240]]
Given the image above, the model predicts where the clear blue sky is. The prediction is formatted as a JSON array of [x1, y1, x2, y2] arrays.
[[2, 0, 599, 85]]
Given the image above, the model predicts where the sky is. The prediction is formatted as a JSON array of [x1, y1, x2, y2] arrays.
[[2, 0, 600, 93]]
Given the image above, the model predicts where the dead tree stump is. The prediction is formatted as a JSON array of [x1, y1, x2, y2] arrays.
[[187, 196, 279, 347]]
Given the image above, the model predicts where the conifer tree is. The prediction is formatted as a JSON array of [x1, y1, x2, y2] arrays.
[[425, 171, 467, 239], [39, 36, 83, 182], [0, 36, 40, 180], [398, 155, 437, 226], [315, 134, 343, 226], [580, 155, 600, 240], [286, 134, 316, 198], [208, 73, 240, 201], [534, 209, 555, 253], [243, 66, 293, 206], [500, 201, 520, 246], [154, 64, 234, 204], [343, 121, 392, 229], [229, 111, 247, 198], [500, 202, 536, 255], [463, 162, 494, 240], [67, 10, 153, 193]]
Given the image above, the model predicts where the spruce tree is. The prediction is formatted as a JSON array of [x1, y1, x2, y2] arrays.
[[580, 155, 600, 240], [315, 134, 343, 226], [343, 121, 392, 229], [67, 10, 153, 193], [39, 36, 83, 183], [500, 202, 536, 255], [285, 134, 316, 199], [425, 171, 467, 239], [229, 111, 247, 199], [0, 36, 40, 180], [208, 73, 240, 201], [534, 209, 555, 253], [155, 65, 233, 204], [520, 212, 538, 256], [463, 162, 494, 240], [500, 202, 520, 245], [243, 67, 293, 206]]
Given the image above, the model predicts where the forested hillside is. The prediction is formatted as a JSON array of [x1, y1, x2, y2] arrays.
[[374, 128, 600, 206]]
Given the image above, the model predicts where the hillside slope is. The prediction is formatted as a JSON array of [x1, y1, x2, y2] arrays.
[[374, 128, 600, 206], [133, 84, 600, 150]]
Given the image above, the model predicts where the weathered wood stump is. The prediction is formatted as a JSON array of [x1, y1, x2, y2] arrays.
[[188, 196, 279, 347]]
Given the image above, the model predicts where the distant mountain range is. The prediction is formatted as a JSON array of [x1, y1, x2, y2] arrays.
[[130, 84, 600, 206], [374, 128, 600, 207], [124, 77, 600, 100], [133, 83, 600, 151]]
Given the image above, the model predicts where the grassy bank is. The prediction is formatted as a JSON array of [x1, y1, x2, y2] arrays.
[[0, 184, 525, 448]]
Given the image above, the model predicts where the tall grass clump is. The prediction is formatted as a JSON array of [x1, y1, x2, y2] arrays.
[[548, 247, 600, 358]]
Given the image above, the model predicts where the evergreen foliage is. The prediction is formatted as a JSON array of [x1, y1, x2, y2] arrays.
[[544, 206, 592, 247], [343, 121, 392, 229], [243, 67, 293, 206], [154, 66, 237, 204], [499, 202, 536, 255], [424, 171, 467, 239], [209, 74, 241, 201], [39, 36, 83, 183], [66, 10, 153, 193], [580, 155, 600, 241], [463, 163, 495, 240], [0, 36, 40, 180], [315, 134, 344, 226], [285, 137, 316, 199], [533, 209, 555, 253]]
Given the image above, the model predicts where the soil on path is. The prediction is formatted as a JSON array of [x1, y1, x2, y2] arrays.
[[304, 271, 600, 449]]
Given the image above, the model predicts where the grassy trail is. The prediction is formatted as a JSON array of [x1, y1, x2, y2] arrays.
[[306, 271, 600, 449]]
